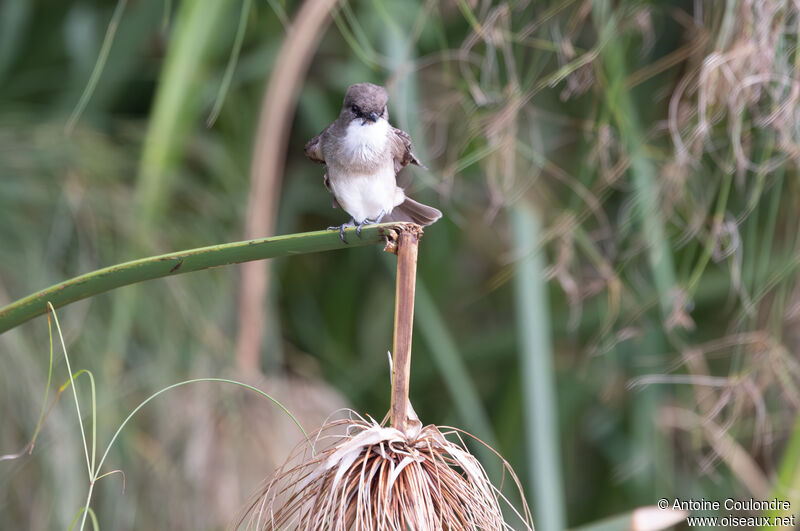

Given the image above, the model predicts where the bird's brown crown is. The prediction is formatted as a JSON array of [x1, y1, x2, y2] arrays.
[[342, 83, 389, 118]]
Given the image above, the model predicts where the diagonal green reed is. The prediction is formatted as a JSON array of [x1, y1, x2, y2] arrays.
[[511, 202, 566, 531], [0, 224, 394, 334]]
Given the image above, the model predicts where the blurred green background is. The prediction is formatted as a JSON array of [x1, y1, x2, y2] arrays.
[[2, 0, 799, 529]]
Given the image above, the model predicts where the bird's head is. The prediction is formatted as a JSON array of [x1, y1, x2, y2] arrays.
[[341, 83, 389, 125]]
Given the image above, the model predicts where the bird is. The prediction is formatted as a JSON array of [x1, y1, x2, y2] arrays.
[[304, 82, 442, 242]]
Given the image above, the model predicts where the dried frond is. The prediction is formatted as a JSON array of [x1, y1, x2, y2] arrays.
[[669, 0, 800, 176], [632, 330, 800, 482], [235, 415, 532, 530]]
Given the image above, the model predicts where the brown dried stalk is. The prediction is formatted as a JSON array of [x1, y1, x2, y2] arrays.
[[390, 225, 422, 434], [236, 0, 341, 372], [233, 224, 533, 530]]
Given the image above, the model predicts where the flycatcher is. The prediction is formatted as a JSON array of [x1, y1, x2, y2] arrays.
[[305, 82, 442, 241]]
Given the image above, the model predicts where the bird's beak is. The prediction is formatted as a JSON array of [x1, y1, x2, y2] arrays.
[[367, 111, 379, 122]]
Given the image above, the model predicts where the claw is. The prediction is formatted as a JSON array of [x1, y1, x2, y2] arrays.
[[328, 219, 355, 243], [355, 210, 387, 238]]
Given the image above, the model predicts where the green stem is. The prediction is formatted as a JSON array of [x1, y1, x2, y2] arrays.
[[764, 414, 800, 528], [686, 172, 732, 293], [595, 7, 676, 317], [65, 0, 129, 133], [511, 203, 566, 531], [593, 1, 677, 500], [206, 0, 252, 127], [136, 0, 234, 225], [414, 282, 499, 471], [0, 224, 394, 334]]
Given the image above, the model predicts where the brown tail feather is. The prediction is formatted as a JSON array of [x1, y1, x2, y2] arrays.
[[385, 197, 442, 226]]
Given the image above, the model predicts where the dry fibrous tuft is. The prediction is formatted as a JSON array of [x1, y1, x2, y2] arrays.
[[235, 415, 532, 530], [669, 0, 800, 177]]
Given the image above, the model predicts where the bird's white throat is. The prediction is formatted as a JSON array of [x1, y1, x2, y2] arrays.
[[343, 118, 389, 161]]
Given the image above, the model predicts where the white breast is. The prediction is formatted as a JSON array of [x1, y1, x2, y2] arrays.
[[326, 119, 406, 223], [327, 162, 405, 223], [342, 118, 390, 161]]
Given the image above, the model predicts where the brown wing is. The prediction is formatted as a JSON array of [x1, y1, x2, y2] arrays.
[[304, 125, 332, 165], [390, 127, 425, 174], [306, 125, 339, 207], [323, 171, 339, 208]]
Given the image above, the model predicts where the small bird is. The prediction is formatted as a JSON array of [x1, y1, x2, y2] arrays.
[[304, 82, 442, 242]]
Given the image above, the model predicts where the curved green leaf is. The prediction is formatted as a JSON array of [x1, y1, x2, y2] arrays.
[[0, 224, 396, 334]]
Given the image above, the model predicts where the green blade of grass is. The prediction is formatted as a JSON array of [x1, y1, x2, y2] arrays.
[[161, 0, 172, 32], [136, 0, 234, 226], [67, 507, 99, 531], [107, 0, 235, 365], [206, 0, 252, 127], [0, 0, 31, 84], [686, 172, 733, 293], [94, 376, 313, 475], [414, 281, 500, 472], [511, 203, 566, 531], [763, 414, 800, 528], [44, 303, 311, 531], [0, 224, 396, 334], [52, 310, 94, 481], [593, 2, 676, 318], [66, 0, 129, 133], [592, 1, 677, 501]]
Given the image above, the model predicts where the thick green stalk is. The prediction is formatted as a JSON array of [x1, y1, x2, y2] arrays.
[[136, 0, 234, 224], [0, 225, 393, 334], [107, 0, 234, 367], [594, 4, 676, 317], [593, 0, 676, 500], [511, 203, 566, 531], [414, 282, 499, 472]]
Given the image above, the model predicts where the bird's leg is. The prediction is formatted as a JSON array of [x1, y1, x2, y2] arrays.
[[355, 218, 370, 237], [356, 210, 387, 237], [327, 219, 355, 243]]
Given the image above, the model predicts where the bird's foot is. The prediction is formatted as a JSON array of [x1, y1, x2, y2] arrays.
[[328, 219, 355, 243], [355, 210, 387, 237]]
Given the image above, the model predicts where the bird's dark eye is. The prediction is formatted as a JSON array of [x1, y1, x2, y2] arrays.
[[351, 104, 361, 115]]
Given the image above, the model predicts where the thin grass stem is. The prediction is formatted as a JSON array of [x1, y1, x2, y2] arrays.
[[48, 303, 92, 480], [66, 0, 129, 133], [206, 0, 253, 127]]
